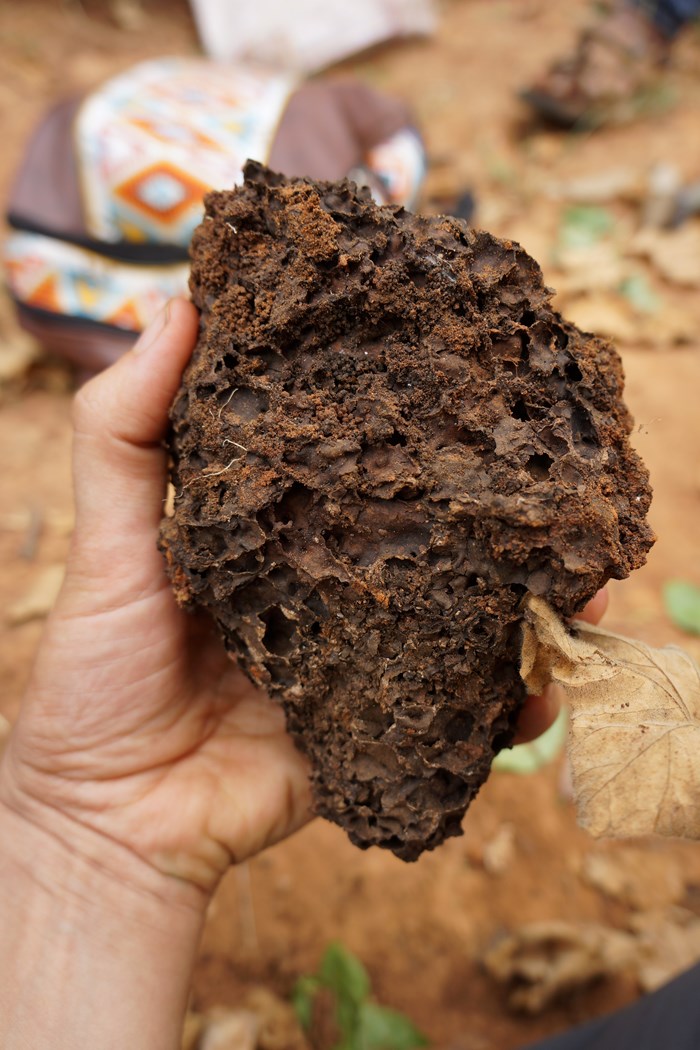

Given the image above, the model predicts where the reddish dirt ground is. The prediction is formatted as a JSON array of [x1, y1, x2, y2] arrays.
[[1, 2, 700, 1048]]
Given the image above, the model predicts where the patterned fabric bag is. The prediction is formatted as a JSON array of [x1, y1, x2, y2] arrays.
[[4, 58, 425, 373]]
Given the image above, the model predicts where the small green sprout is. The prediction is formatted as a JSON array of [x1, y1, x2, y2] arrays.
[[558, 204, 614, 251], [292, 942, 428, 1050], [664, 580, 700, 635]]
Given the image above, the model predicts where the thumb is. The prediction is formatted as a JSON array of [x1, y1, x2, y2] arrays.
[[66, 298, 199, 607]]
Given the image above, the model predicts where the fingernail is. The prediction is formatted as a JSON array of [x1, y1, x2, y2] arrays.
[[132, 300, 171, 356]]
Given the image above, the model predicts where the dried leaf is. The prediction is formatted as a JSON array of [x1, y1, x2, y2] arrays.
[[521, 598, 700, 840], [630, 907, 700, 992], [182, 1013, 205, 1050], [642, 162, 682, 228], [244, 987, 311, 1049], [198, 1007, 259, 1050], [5, 564, 65, 626], [484, 910, 700, 1011], [482, 822, 517, 876], [580, 848, 684, 910], [644, 302, 698, 345], [630, 227, 700, 287], [562, 294, 636, 343], [186, 991, 310, 1050], [0, 509, 74, 538], [483, 920, 636, 1013], [554, 242, 625, 294], [544, 168, 644, 205], [564, 289, 696, 346]]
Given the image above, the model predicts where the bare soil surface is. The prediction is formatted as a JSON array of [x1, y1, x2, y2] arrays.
[[1, 2, 700, 1048]]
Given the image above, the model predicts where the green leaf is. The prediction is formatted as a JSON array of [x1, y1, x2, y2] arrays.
[[619, 274, 660, 315], [559, 204, 614, 250], [356, 1002, 429, 1049], [336, 1038, 360, 1050], [336, 995, 361, 1045], [319, 942, 372, 1006], [291, 976, 320, 1032], [664, 580, 700, 635]]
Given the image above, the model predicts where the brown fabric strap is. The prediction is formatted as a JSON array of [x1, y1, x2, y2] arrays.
[[269, 78, 412, 181], [8, 97, 87, 240]]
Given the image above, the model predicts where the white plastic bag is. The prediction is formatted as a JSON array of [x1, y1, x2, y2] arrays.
[[189, 0, 437, 74]]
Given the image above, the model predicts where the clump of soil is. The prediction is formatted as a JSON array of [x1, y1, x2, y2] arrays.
[[160, 162, 654, 861]]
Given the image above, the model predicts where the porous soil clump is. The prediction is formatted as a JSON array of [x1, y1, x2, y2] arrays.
[[160, 162, 653, 861]]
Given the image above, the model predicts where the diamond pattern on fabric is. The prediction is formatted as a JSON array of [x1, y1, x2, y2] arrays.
[[75, 58, 296, 245], [115, 164, 211, 224]]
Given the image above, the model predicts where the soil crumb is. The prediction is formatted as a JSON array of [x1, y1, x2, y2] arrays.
[[160, 162, 653, 861]]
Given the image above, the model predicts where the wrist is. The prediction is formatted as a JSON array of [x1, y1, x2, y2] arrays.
[[0, 793, 205, 1050]]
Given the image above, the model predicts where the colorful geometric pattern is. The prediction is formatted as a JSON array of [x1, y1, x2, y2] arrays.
[[75, 59, 296, 245], [4, 231, 188, 332], [4, 61, 427, 337], [114, 163, 212, 225]]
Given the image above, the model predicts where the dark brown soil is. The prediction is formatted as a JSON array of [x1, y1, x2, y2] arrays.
[[160, 162, 653, 861]]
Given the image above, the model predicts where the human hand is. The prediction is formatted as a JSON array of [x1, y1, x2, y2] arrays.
[[0, 299, 313, 906]]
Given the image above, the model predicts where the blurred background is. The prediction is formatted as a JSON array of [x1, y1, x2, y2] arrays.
[[1, 2, 699, 1048]]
